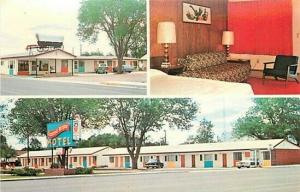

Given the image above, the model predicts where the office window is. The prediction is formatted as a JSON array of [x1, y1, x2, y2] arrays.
[[18, 60, 29, 71], [233, 152, 242, 161], [263, 151, 270, 160], [39, 60, 48, 71], [109, 157, 114, 163], [200, 154, 203, 161]]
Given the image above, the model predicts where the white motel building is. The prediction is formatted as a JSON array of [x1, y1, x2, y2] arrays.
[[17, 139, 300, 169], [0, 49, 142, 76]]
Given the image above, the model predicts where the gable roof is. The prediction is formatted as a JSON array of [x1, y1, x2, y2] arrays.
[[0, 49, 76, 59], [18, 147, 109, 158], [104, 139, 291, 156]]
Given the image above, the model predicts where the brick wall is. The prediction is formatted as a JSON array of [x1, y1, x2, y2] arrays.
[[272, 149, 300, 165]]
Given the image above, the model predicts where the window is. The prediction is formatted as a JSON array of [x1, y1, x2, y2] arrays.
[[18, 60, 29, 71], [140, 156, 142, 162], [73, 157, 77, 162], [1, 61, 4, 66], [48, 158, 52, 163], [165, 156, 167, 162], [39, 60, 48, 71], [107, 60, 112, 67], [41, 158, 44, 166], [214, 154, 218, 161], [165, 155, 177, 162], [199, 154, 203, 161], [263, 151, 270, 160], [204, 154, 213, 161], [93, 156, 97, 164], [32, 61, 37, 71], [233, 152, 242, 161], [109, 157, 114, 163]]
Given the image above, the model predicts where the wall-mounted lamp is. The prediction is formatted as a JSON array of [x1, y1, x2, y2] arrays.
[[157, 22, 176, 68], [222, 31, 234, 57]]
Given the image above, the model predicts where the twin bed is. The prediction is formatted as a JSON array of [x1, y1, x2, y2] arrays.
[[150, 69, 254, 96]]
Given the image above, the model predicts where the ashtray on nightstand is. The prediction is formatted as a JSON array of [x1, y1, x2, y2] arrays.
[[160, 65, 184, 75]]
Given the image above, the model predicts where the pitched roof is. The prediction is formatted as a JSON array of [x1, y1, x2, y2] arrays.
[[104, 139, 287, 156], [0, 49, 76, 59], [76, 56, 138, 60], [18, 147, 109, 158]]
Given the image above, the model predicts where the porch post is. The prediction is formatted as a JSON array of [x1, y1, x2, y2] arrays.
[[36, 59, 38, 78], [72, 59, 74, 76], [55, 59, 57, 73]]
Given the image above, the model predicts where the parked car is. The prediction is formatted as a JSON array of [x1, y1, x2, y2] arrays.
[[145, 159, 164, 169], [95, 66, 108, 74], [237, 160, 260, 169], [113, 64, 134, 73]]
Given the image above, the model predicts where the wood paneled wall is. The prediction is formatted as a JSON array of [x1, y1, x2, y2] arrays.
[[150, 0, 228, 67]]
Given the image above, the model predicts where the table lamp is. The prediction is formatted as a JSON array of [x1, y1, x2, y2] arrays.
[[222, 31, 234, 57]]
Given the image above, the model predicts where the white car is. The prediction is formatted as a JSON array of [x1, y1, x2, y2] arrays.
[[237, 160, 260, 168]]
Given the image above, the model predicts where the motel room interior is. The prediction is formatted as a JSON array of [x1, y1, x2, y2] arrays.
[[150, 0, 300, 96]]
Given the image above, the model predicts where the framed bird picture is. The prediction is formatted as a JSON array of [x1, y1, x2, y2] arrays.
[[183, 2, 211, 24]]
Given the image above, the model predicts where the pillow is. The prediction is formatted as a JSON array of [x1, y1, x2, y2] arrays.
[[150, 69, 167, 77]]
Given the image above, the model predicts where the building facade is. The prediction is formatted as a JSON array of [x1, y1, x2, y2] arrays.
[[103, 139, 300, 169], [18, 147, 111, 169], [0, 49, 141, 76]]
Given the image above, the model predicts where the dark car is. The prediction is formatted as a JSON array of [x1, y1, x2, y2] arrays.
[[95, 66, 108, 74], [113, 64, 134, 73], [145, 159, 164, 169]]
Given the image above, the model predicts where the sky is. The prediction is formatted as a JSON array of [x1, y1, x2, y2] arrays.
[[0, 0, 114, 56], [0, 97, 255, 149]]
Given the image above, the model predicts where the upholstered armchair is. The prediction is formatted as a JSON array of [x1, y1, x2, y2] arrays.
[[263, 55, 299, 86]]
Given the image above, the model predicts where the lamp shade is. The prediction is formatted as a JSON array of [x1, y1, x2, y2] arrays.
[[222, 31, 234, 45], [157, 22, 176, 44]]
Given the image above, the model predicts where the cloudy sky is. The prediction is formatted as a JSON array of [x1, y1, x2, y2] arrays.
[[0, 0, 114, 56], [1, 97, 255, 149]]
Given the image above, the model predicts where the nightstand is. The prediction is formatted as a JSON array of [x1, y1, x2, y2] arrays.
[[159, 65, 184, 75]]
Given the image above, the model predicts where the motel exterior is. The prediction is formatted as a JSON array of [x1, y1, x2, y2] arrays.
[[17, 139, 300, 169], [18, 147, 111, 169], [0, 49, 141, 76], [104, 139, 300, 169]]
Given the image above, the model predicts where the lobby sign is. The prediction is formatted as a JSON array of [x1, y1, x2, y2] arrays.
[[47, 120, 77, 148]]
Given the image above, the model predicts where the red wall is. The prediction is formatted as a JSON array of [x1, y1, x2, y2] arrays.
[[228, 0, 293, 55], [272, 149, 300, 165]]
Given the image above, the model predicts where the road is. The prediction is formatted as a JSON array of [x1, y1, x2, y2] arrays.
[[0, 76, 146, 95], [1, 167, 300, 192]]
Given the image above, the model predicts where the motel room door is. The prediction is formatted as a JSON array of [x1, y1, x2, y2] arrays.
[[180, 155, 185, 168], [83, 156, 87, 168], [61, 60, 68, 73], [191, 155, 196, 168], [79, 61, 85, 73], [9, 62, 14, 75], [125, 156, 131, 168], [222, 154, 227, 168], [204, 154, 213, 168]]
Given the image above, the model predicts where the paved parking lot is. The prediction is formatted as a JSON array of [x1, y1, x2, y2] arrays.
[[1, 166, 299, 192]]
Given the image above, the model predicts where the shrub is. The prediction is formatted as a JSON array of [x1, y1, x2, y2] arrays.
[[11, 167, 42, 176], [75, 167, 93, 175]]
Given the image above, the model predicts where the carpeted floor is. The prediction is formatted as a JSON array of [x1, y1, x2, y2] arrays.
[[247, 77, 300, 95]]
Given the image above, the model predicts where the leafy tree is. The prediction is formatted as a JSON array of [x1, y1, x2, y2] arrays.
[[77, 0, 146, 73], [79, 133, 126, 148], [81, 51, 104, 56], [0, 134, 16, 162], [185, 118, 215, 144], [8, 98, 106, 166], [233, 98, 300, 145], [29, 138, 43, 151], [101, 98, 198, 169]]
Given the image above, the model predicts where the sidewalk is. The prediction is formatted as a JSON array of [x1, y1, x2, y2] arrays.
[[1, 72, 147, 89]]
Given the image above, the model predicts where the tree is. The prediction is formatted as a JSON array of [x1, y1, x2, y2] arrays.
[[77, 0, 146, 73], [233, 98, 300, 145], [78, 133, 126, 148], [101, 98, 198, 169], [0, 134, 16, 162], [29, 138, 43, 151], [8, 98, 106, 166], [81, 51, 104, 56], [185, 118, 215, 144]]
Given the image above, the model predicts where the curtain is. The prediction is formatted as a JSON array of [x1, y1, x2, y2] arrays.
[[228, 0, 293, 55]]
